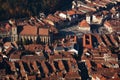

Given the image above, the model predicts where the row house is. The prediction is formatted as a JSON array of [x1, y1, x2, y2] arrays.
[[4, 56, 80, 79], [104, 18, 120, 33], [109, 34, 119, 47], [101, 34, 112, 46]]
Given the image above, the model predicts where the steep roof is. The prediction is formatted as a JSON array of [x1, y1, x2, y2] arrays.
[[67, 10, 76, 15], [104, 21, 111, 27], [79, 20, 90, 27], [39, 28, 49, 36], [106, 19, 120, 27], [20, 25, 37, 35]]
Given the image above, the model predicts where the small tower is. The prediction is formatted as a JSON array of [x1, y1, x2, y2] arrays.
[[83, 34, 93, 49], [11, 25, 18, 42], [9, 19, 18, 42]]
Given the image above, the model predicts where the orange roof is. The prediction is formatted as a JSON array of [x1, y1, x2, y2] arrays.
[[79, 20, 90, 27], [104, 21, 111, 27], [47, 14, 60, 22], [41, 61, 49, 74], [20, 25, 37, 35], [67, 10, 76, 15], [24, 44, 43, 51], [39, 28, 49, 36], [65, 72, 80, 79], [7, 62, 16, 71], [58, 60, 65, 70], [43, 19, 54, 26], [5, 23, 11, 30], [4, 42, 11, 47], [86, 60, 91, 69], [107, 19, 120, 27]]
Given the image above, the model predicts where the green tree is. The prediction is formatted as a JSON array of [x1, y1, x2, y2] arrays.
[[0, 0, 73, 21]]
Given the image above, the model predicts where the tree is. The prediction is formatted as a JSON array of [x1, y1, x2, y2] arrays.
[[0, 0, 73, 21]]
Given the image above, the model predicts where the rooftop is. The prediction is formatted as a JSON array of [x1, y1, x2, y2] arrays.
[[20, 25, 37, 35], [39, 28, 49, 36]]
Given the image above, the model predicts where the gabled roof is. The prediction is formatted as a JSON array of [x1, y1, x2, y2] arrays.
[[79, 20, 90, 27], [39, 28, 49, 36], [5, 23, 11, 31], [46, 14, 60, 22], [67, 10, 76, 15], [20, 25, 37, 35], [43, 19, 54, 26]]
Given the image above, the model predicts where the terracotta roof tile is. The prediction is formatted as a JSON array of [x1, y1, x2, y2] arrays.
[[28, 75, 36, 80], [19, 61, 26, 77], [41, 61, 49, 74], [20, 25, 37, 35], [7, 62, 16, 72], [31, 61, 40, 73], [50, 61, 56, 72], [79, 20, 90, 27], [58, 60, 65, 71], [65, 72, 81, 79], [109, 34, 118, 46], [4, 42, 12, 47], [67, 10, 76, 15], [67, 60, 72, 72], [101, 34, 112, 46], [43, 19, 54, 26], [24, 44, 43, 51], [22, 55, 45, 61], [107, 19, 120, 27], [104, 21, 111, 28], [9, 51, 21, 59], [39, 28, 49, 36], [5, 23, 11, 31], [46, 14, 60, 22], [86, 3, 98, 7]]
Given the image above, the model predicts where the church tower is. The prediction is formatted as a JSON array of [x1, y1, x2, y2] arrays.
[[9, 19, 18, 42], [11, 25, 18, 42]]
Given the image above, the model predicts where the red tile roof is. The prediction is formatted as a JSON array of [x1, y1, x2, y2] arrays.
[[39, 28, 49, 36], [43, 19, 55, 26], [108, 19, 120, 27], [67, 10, 76, 15], [65, 72, 81, 79], [41, 61, 49, 74], [104, 21, 111, 28], [24, 44, 43, 51], [58, 60, 65, 71], [20, 25, 37, 35], [5, 23, 11, 31], [18, 61, 26, 77], [31, 61, 39, 72], [9, 51, 21, 59], [47, 14, 60, 22], [50, 61, 56, 72], [79, 20, 90, 27], [7, 62, 16, 72]]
